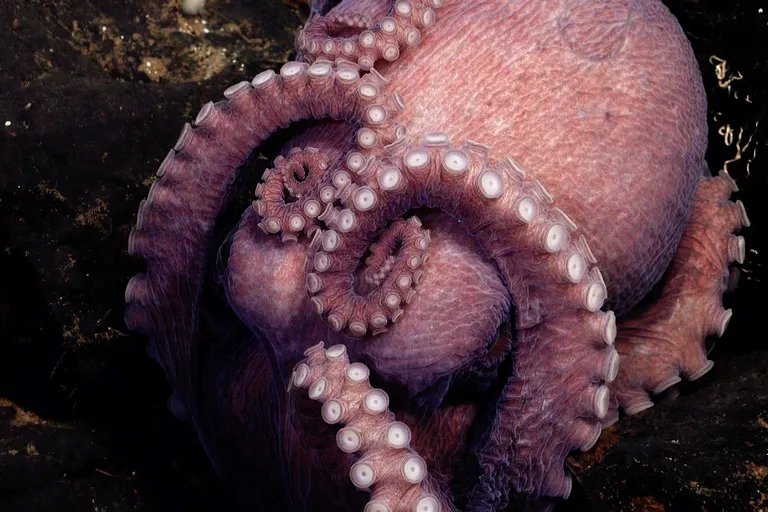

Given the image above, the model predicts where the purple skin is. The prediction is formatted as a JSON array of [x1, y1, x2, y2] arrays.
[[125, 0, 750, 510]]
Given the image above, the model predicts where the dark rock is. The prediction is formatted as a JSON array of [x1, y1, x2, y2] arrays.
[[567, 351, 768, 511]]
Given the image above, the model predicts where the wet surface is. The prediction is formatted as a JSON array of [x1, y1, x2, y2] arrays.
[[0, 0, 766, 510]]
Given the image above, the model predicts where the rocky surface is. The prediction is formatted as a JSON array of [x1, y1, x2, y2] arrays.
[[0, 0, 765, 510]]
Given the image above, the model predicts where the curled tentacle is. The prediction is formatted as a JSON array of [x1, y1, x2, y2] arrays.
[[297, 0, 446, 70], [306, 216, 430, 337], [291, 342, 454, 512], [607, 171, 749, 417], [253, 147, 332, 242], [362, 218, 429, 289], [124, 60, 403, 414], [255, 129, 616, 505]]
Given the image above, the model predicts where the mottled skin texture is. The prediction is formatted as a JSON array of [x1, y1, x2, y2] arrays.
[[124, 0, 749, 511], [380, 0, 707, 314]]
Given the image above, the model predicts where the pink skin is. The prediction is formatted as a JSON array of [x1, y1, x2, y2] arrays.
[[124, 0, 748, 510]]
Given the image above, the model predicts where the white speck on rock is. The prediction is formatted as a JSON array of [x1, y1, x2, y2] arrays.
[[181, 0, 206, 15]]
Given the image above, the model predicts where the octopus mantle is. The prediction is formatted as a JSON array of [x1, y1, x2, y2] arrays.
[[124, 0, 749, 510]]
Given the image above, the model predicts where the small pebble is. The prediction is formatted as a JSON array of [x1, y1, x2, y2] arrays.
[[181, 0, 205, 16]]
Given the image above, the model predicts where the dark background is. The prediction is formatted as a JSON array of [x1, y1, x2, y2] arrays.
[[0, 0, 765, 510]]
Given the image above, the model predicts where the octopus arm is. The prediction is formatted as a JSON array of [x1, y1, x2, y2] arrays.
[[124, 60, 404, 419], [298, 0, 445, 70], [608, 172, 748, 418]]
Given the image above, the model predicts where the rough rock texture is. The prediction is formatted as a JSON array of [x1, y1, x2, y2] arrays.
[[0, 0, 766, 511], [568, 351, 768, 511]]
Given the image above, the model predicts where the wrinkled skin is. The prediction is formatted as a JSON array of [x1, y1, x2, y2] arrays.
[[125, 0, 749, 510]]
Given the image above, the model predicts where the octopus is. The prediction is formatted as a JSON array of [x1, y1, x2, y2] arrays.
[[124, 0, 750, 510]]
